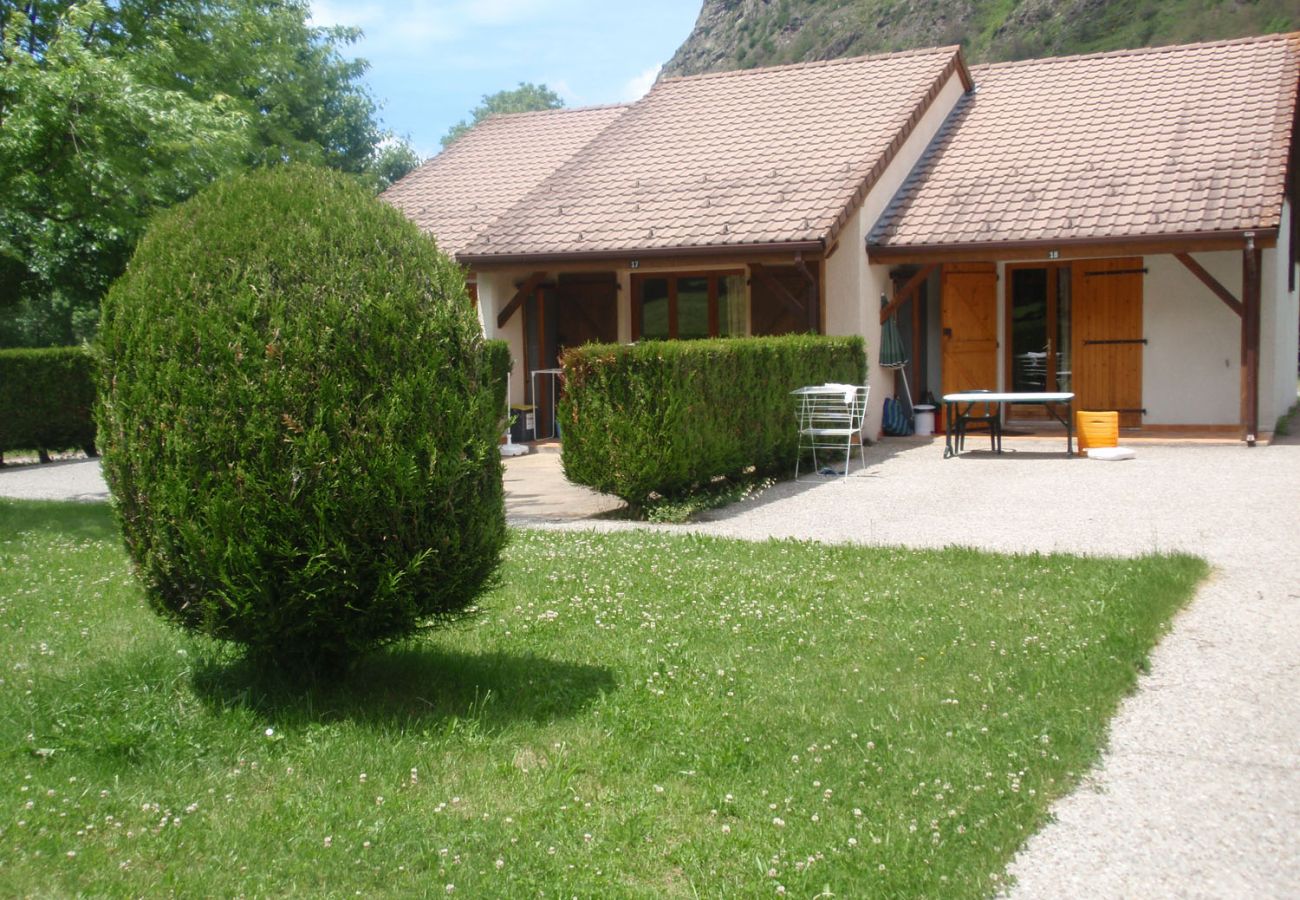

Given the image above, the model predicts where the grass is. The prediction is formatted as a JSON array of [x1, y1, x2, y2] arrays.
[[0, 500, 1205, 897], [638, 473, 777, 523]]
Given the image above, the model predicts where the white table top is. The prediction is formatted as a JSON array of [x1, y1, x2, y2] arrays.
[[943, 391, 1074, 403], [791, 383, 865, 395]]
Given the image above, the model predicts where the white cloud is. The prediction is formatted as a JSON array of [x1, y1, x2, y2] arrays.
[[549, 79, 582, 106], [310, 1, 463, 49], [308, 1, 382, 29], [620, 64, 661, 102]]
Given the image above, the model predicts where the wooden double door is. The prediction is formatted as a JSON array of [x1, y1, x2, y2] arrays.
[[940, 258, 1144, 426]]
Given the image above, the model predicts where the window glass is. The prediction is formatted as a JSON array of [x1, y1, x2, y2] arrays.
[[1010, 268, 1048, 392], [640, 278, 670, 340], [677, 277, 710, 340], [719, 275, 747, 336]]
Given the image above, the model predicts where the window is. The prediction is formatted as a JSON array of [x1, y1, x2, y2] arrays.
[[633, 272, 746, 340]]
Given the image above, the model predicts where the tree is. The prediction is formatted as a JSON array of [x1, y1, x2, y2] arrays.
[[0, 0, 403, 347], [0, 1, 250, 346], [368, 137, 422, 191], [441, 82, 564, 149]]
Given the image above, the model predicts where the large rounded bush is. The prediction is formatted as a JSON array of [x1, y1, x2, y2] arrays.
[[97, 165, 506, 667]]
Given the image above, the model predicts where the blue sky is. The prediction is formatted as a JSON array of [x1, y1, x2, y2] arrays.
[[308, 1, 704, 159]]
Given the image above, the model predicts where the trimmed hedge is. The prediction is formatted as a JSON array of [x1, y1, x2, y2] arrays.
[[96, 165, 506, 669], [483, 339, 512, 427], [560, 335, 866, 505], [0, 346, 97, 456]]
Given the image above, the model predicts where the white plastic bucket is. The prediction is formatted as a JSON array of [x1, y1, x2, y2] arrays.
[[913, 404, 936, 436]]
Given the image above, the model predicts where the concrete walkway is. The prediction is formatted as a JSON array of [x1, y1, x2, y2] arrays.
[[0, 449, 626, 518], [4, 438, 1298, 896], [502, 445, 625, 522]]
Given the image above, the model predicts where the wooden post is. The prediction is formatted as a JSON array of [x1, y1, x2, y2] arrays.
[[1241, 236, 1262, 445]]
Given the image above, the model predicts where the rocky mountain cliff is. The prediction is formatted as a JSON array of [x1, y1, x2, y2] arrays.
[[662, 0, 1299, 76]]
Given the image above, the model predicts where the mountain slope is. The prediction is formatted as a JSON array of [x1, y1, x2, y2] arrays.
[[662, 0, 1300, 76]]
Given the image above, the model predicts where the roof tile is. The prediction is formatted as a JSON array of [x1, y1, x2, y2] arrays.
[[460, 47, 965, 260], [870, 34, 1300, 249], [380, 104, 628, 257]]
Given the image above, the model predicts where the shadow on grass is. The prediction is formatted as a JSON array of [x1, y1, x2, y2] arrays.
[[0, 497, 117, 543], [189, 643, 616, 732]]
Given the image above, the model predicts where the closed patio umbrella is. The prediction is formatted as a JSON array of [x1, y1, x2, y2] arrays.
[[879, 293, 913, 414]]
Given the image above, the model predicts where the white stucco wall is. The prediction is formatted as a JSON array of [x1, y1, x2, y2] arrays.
[[1141, 252, 1242, 425], [1262, 199, 1299, 428], [476, 268, 531, 407], [837, 70, 969, 439]]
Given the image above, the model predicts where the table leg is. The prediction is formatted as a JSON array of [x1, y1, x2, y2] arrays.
[[530, 372, 539, 441], [1066, 399, 1074, 456], [943, 402, 955, 458]]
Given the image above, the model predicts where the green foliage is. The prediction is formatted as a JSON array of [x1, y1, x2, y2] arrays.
[[0, 0, 404, 348], [0, 346, 96, 455], [560, 335, 866, 506], [663, 0, 1300, 76], [0, 1, 250, 346], [483, 338, 513, 429], [366, 137, 423, 191], [95, 165, 506, 669], [440, 82, 564, 148]]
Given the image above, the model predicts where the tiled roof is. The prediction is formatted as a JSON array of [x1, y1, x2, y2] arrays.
[[460, 47, 968, 261], [381, 104, 628, 257], [869, 34, 1300, 252]]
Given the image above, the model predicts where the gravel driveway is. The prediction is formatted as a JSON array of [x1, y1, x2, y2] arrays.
[[0, 457, 110, 502], [4, 438, 1298, 897]]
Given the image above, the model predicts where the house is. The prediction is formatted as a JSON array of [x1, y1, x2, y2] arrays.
[[385, 34, 1300, 442]]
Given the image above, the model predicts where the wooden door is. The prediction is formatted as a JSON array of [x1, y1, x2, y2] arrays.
[[1071, 258, 1144, 427], [941, 262, 998, 394]]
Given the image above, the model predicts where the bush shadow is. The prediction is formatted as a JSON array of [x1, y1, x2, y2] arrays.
[[0, 497, 118, 543], [692, 436, 923, 523], [189, 643, 616, 732]]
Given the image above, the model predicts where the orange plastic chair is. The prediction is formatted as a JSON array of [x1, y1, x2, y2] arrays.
[[1076, 410, 1119, 450]]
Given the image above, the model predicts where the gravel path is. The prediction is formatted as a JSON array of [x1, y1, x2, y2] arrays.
[[0, 457, 110, 502], [4, 439, 1298, 896]]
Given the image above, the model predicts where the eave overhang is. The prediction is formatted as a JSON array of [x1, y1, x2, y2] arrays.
[[459, 239, 826, 269], [866, 228, 1279, 264]]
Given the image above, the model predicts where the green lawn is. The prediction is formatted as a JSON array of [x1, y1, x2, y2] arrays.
[[0, 500, 1205, 897]]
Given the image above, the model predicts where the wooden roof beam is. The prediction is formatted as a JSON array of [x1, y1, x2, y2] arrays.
[[880, 264, 937, 323], [1175, 253, 1243, 317], [496, 271, 547, 329]]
